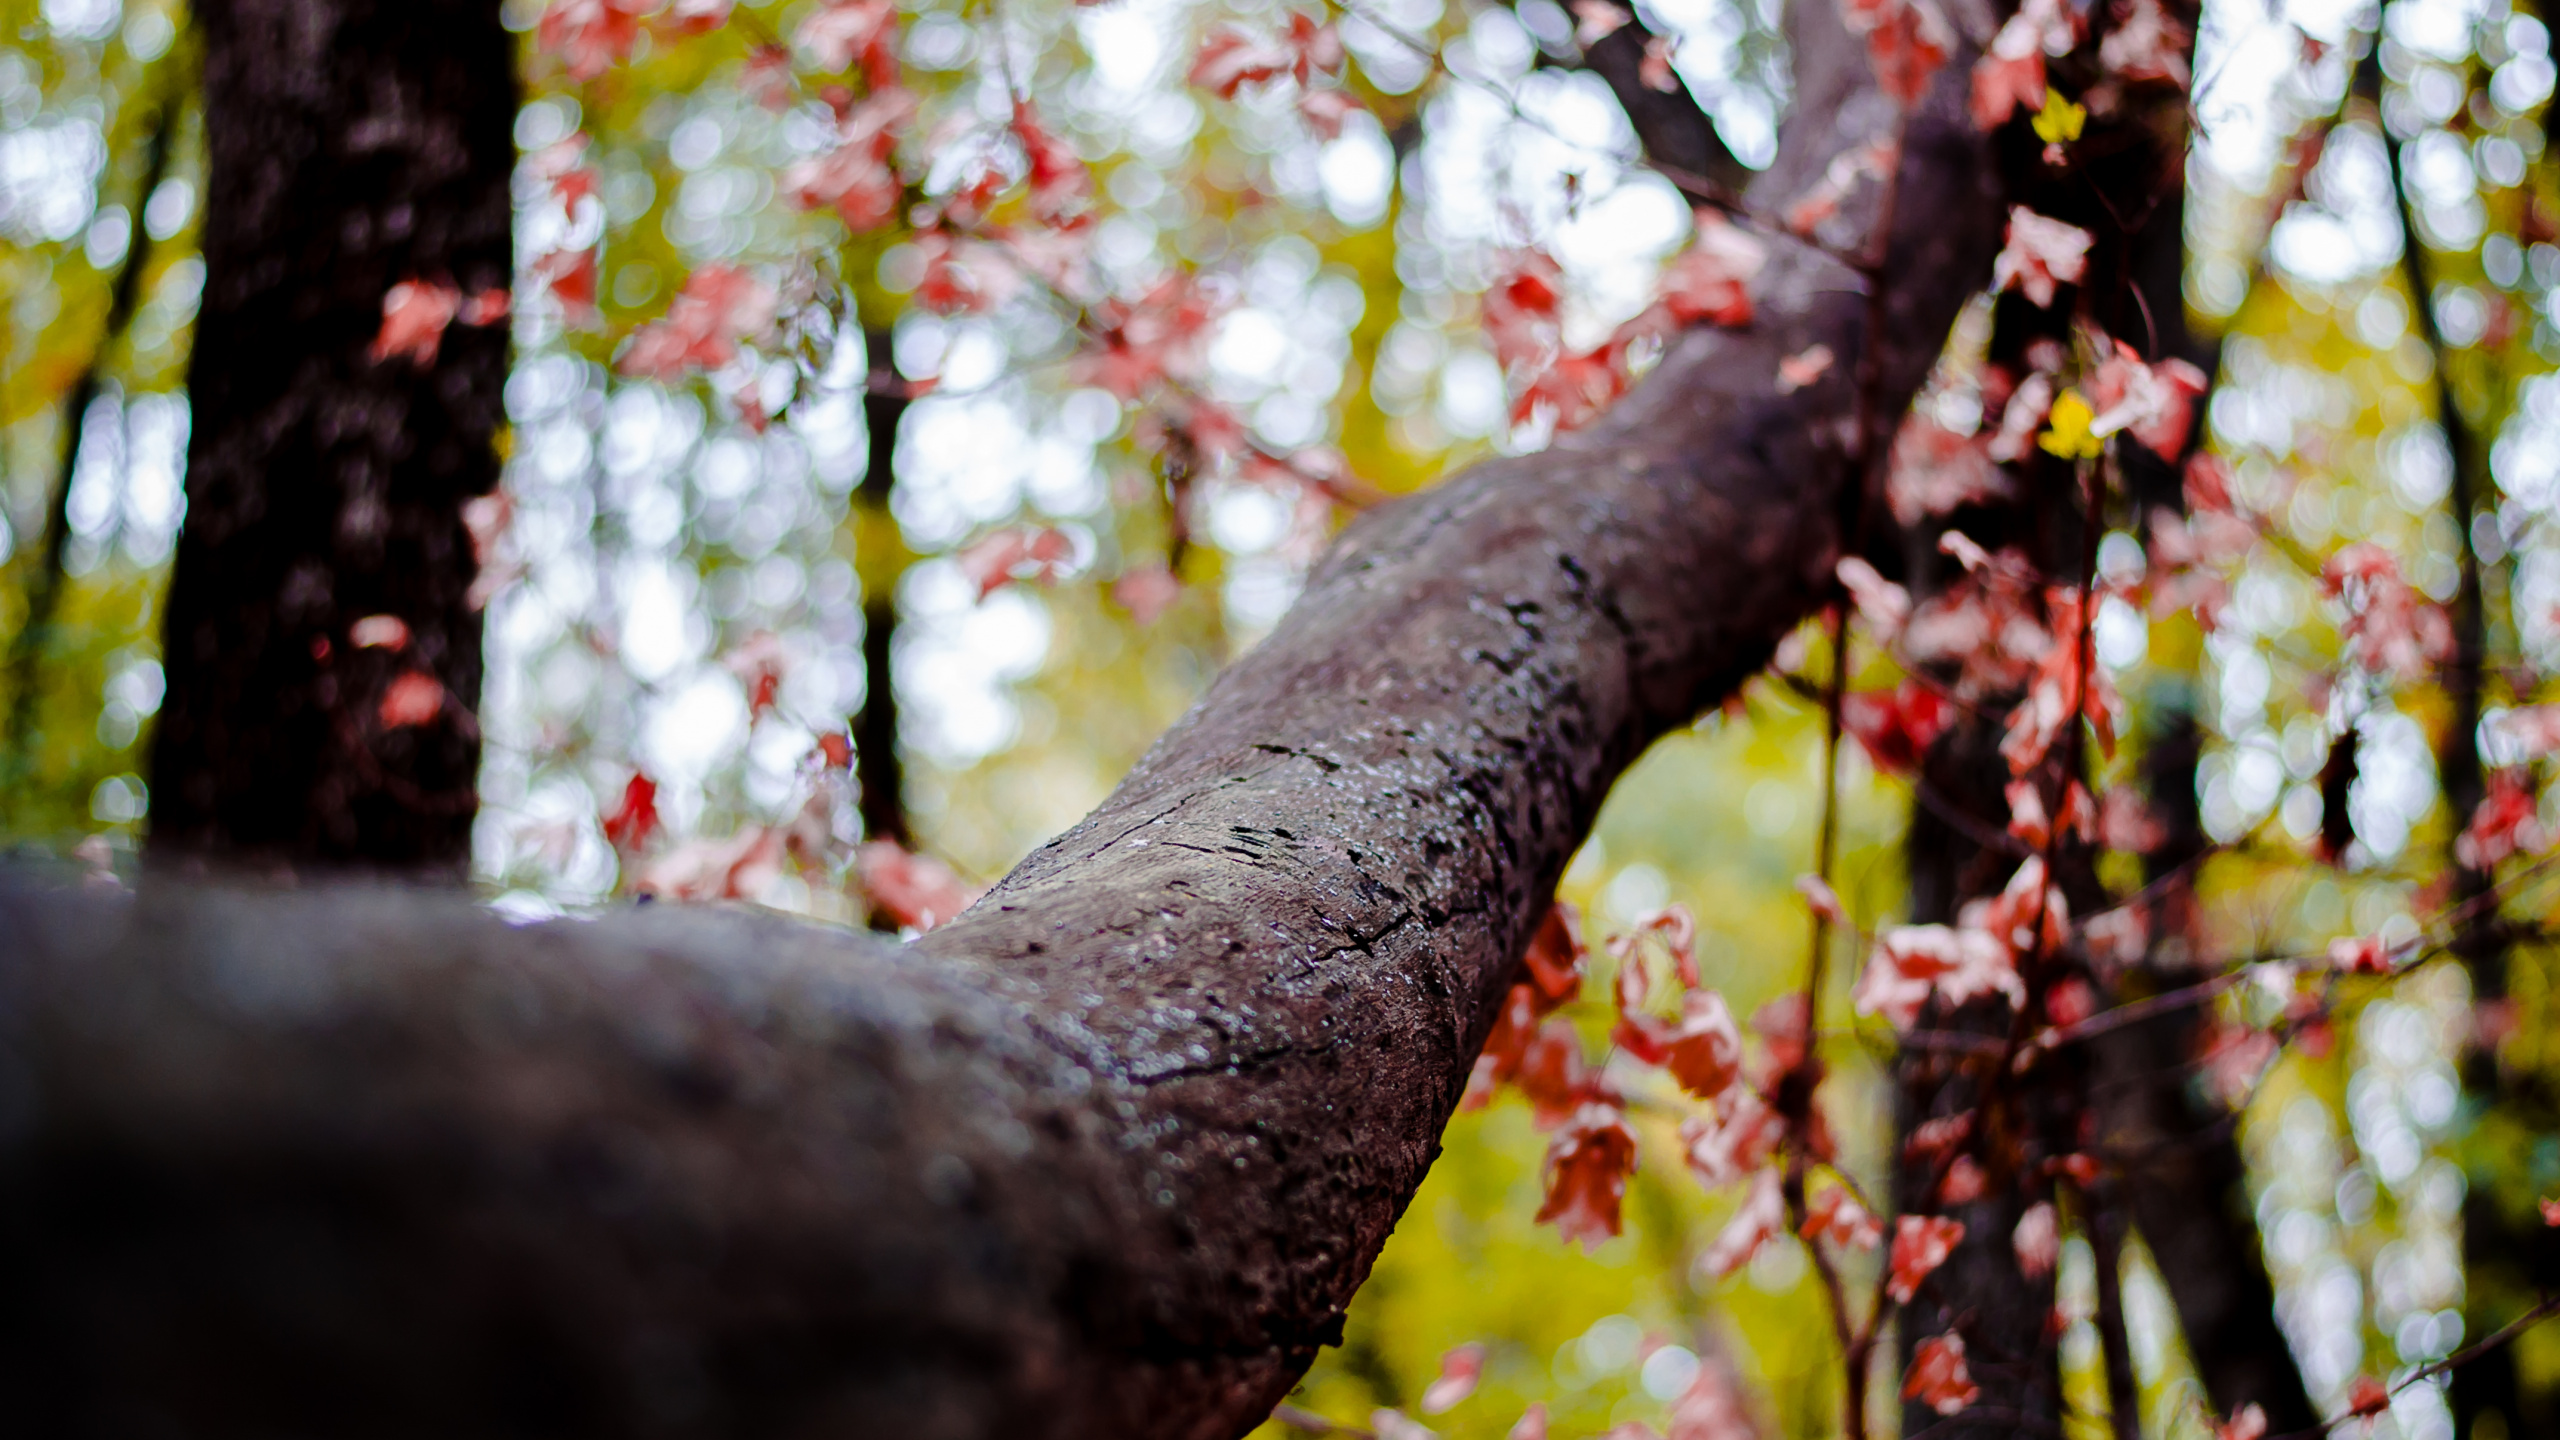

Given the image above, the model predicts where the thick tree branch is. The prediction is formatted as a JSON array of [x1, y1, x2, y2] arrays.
[[1535, 0, 1754, 194], [0, 7, 2000, 1436]]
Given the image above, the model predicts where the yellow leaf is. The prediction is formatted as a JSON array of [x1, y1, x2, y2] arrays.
[[2031, 89, 2086, 145], [2039, 389, 2103, 459]]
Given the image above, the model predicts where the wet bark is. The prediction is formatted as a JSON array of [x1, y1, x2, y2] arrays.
[[0, 2, 2003, 1433], [145, 0, 515, 877]]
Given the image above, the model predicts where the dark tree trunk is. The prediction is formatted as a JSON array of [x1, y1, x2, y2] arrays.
[[2376, 50, 2550, 1436], [145, 0, 515, 877], [2089, 154, 2320, 1435], [1897, 718, 2063, 1439], [857, 328, 911, 855], [0, 4, 2005, 1433]]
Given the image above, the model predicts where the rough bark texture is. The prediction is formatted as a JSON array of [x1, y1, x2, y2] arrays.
[[0, 7, 2000, 1436], [146, 0, 514, 877]]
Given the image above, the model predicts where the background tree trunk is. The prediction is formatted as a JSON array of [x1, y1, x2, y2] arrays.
[[146, 0, 515, 877], [0, 3, 2003, 1433], [2, 93, 178, 823], [857, 326, 912, 858]]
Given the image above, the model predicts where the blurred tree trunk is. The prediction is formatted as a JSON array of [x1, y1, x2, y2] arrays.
[[2370, 38, 2560, 1437], [3, 93, 178, 826], [2093, 152, 2322, 1435], [857, 326, 912, 857], [146, 0, 515, 877]]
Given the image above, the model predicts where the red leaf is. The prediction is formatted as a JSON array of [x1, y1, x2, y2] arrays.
[[1522, 900, 1588, 1008], [1013, 100, 1091, 226], [1657, 211, 1766, 328], [603, 773, 662, 852], [1841, 681, 1952, 775], [1536, 1102, 1639, 1250], [373, 280, 461, 366], [1189, 28, 1295, 98], [537, 0, 649, 80], [619, 264, 779, 381], [1800, 1184, 1882, 1251], [2346, 1376, 2391, 1419], [1887, 1214, 1964, 1302], [1515, 1018, 1590, 1128], [1838, 0, 1951, 106], [1613, 990, 1743, 1100], [1902, 1333, 1979, 1416], [796, 0, 899, 84]]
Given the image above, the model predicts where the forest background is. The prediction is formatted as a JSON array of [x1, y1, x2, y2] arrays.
[[2, 0, 2557, 1432]]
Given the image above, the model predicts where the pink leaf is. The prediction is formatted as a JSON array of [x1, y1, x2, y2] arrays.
[[796, 0, 899, 82], [373, 280, 462, 366], [1701, 1168, 1786, 1276], [1991, 207, 2091, 307], [619, 264, 779, 381], [1969, 18, 2045, 131], [1571, 0, 1630, 45], [1640, 33, 1681, 91], [2087, 338, 2208, 459], [1418, 1345, 1485, 1415], [376, 671, 446, 729], [2013, 1201, 2059, 1278], [1776, 344, 1834, 393], [856, 840, 980, 931], [957, 526, 1077, 598]]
